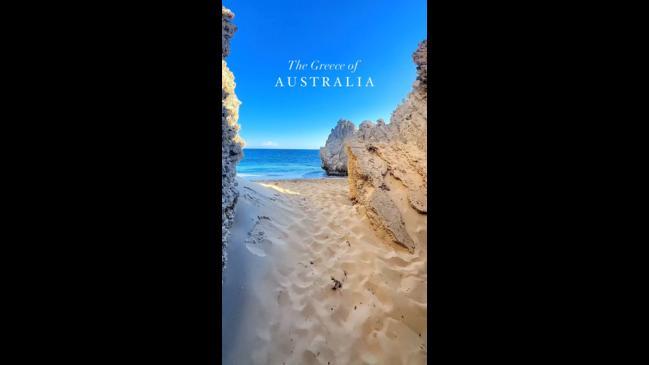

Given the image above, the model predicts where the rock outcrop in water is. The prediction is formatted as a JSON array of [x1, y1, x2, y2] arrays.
[[222, 6, 244, 270], [320, 119, 356, 176], [345, 40, 427, 252]]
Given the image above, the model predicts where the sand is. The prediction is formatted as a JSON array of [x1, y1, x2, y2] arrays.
[[222, 177, 427, 365]]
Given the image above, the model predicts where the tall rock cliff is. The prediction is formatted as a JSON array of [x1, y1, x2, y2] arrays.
[[345, 40, 427, 253], [320, 119, 356, 176], [222, 6, 244, 270]]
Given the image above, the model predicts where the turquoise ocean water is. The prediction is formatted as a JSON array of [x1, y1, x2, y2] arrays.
[[236, 149, 326, 181]]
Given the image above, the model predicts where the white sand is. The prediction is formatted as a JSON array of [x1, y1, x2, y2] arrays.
[[222, 177, 427, 365]]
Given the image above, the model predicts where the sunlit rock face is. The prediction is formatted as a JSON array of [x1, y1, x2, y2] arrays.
[[222, 6, 244, 270], [345, 40, 427, 252], [320, 119, 356, 176]]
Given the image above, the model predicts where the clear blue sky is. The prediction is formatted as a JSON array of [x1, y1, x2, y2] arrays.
[[225, 0, 427, 149]]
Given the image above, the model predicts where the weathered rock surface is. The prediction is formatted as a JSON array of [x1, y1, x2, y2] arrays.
[[222, 6, 244, 270], [320, 119, 356, 176], [345, 40, 427, 253], [222, 7, 236, 59]]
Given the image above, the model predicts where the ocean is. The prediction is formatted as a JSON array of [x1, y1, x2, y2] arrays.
[[237, 148, 327, 181]]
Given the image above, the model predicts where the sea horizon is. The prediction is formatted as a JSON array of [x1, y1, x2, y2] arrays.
[[237, 148, 330, 181]]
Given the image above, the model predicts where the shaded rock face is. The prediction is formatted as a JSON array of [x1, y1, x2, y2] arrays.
[[345, 40, 427, 253], [320, 119, 356, 176], [222, 6, 244, 270], [222, 7, 236, 58]]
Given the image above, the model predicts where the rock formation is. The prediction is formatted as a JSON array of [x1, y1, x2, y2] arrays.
[[222, 6, 244, 270], [345, 40, 427, 252], [222, 7, 236, 58], [320, 119, 356, 176]]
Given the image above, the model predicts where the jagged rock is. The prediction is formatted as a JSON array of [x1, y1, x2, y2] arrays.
[[345, 40, 427, 253], [222, 6, 244, 271], [222, 7, 236, 59], [356, 119, 390, 142], [412, 41, 427, 92], [320, 119, 356, 176]]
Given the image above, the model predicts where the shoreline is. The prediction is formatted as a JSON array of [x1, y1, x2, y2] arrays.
[[240, 175, 347, 183], [250, 176, 347, 182]]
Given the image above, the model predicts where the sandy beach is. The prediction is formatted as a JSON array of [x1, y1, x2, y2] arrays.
[[222, 177, 427, 365]]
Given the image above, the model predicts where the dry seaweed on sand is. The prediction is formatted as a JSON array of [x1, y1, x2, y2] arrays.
[[331, 276, 342, 290]]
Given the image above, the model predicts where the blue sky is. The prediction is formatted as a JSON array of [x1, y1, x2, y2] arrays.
[[225, 0, 427, 149]]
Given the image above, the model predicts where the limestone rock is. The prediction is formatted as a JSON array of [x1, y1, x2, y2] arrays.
[[222, 7, 236, 59], [222, 6, 244, 270], [345, 40, 427, 253], [320, 119, 356, 176]]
